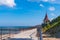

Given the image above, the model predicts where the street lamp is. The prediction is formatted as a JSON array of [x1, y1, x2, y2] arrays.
[[37, 25, 43, 40]]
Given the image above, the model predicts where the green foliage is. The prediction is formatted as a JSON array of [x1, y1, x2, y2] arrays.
[[42, 16, 60, 33], [42, 23, 51, 32], [50, 16, 60, 25]]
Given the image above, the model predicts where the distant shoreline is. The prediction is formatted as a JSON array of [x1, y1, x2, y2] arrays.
[[0, 26, 36, 31]]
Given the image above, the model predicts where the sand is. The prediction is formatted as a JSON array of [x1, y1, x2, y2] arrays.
[[0, 28, 60, 40]]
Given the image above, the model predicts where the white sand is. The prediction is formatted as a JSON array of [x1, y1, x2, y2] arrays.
[[11, 28, 37, 38], [0, 28, 37, 40]]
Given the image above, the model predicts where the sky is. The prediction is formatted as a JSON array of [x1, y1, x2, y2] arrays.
[[0, 0, 60, 26]]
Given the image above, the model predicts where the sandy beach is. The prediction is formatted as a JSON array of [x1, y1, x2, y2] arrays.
[[0, 28, 60, 40]]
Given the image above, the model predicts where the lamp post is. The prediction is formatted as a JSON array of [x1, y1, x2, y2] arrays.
[[37, 25, 43, 40], [40, 26, 43, 40]]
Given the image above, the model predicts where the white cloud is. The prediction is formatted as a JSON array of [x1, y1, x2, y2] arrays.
[[0, 0, 16, 8], [42, 0, 56, 2], [50, 0, 56, 2], [49, 7, 55, 11], [42, 0, 48, 2], [27, 0, 41, 2], [42, 0, 60, 4], [40, 4, 44, 7], [51, 13, 56, 16], [51, 17, 54, 20], [27, 0, 60, 4], [50, 13, 56, 20]]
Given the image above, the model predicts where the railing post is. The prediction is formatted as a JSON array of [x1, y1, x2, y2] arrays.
[[40, 26, 43, 40], [37, 26, 43, 40], [8, 28, 11, 40], [1, 27, 2, 40]]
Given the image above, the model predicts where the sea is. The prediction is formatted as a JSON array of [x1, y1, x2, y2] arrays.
[[0, 26, 32, 29]]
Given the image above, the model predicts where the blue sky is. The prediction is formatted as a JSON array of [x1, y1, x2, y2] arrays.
[[0, 0, 60, 26]]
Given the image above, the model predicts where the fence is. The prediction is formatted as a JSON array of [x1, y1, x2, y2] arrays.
[[0, 27, 43, 40], [0, 28, 20, 40]]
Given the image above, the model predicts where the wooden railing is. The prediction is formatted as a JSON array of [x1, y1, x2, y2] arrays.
[[0, 28, 20, 40]]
